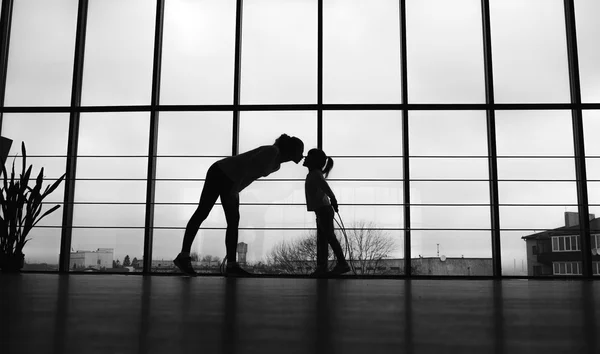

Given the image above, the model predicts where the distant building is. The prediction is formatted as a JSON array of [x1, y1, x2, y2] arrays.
[[237, 242, 248, 265], [409, 257, 492, 276], [70, 248, 114, 270], [522, 212, 600, 276], [263, 257, 493, 276]]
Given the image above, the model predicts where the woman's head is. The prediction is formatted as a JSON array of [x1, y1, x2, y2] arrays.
[[303, 148, 334, 178], [274, 134, 304, 164]]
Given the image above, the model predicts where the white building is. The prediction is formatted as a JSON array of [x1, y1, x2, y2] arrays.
[[70, 248, 114, 270]]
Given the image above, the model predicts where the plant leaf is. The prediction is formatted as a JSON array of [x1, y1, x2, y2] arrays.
[[42, 173, 65, 198], [20, 142, 26, 180], [31, 204, 61, 228]]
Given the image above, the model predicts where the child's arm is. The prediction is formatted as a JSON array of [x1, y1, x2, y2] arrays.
[[315, 174, 338, 212]]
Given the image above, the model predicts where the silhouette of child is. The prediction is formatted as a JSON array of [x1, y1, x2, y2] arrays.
[[303, 148, 350, 277], [174, 134, 304, 276]]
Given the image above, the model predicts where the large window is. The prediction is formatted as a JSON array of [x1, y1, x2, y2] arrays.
[[406, 0, 485, 103], [160, 0, 236, 105], [81, 0, 156, 105], [553, 262, 582, 275], [324, 0, 401, 103], [0, 0, 598, 277], [71, 113, 149, 271], [574, 0, 600, 103], [490, 0, 570, 103], [1, 113, 69, 269], [409, 111, 491, 275], [241, 0, 317, 104], [496, 110, 580, 275], [552, 235, 581, 252], [153, 112, 232, 271]]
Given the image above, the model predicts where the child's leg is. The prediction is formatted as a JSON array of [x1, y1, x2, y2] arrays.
[[322, 208, 347, 265], [315, 210, 330, 271]]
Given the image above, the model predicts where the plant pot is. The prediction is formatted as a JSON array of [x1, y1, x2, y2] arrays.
[[0, 253, 25, 272]]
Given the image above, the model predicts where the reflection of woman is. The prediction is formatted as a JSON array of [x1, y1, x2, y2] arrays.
[[174, 134, 304, 276]]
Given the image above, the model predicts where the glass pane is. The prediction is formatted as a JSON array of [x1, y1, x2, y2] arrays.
[[22, 229, 61, 271], [560, 263, 566, 274], [411, 181, 490, 205], [241, 0, 316, 104], [78, 113, 150, 156], [411, 158, 488, 180], [1, 114, 69, 271], [5, 0, 77, 106], [157, 112, 233, 156], [73, 205, 146, 228], [161, 0, 236, 105], [496, 111, 574, 157], [411, 206, 490, 230], [74, 181, 146, 203], [239, 111, 317, 180], [410, 230, 493, 276], [409, 111, 488, 156], [324, 111, 402, 156], [500, 206, 579, 230], [324, 0, 401, 104], [76, 157, 147, 179], [499, 182, 577, 205], [490, 0, 570, 103], [328, 181, 403, 204], [406, 0, 484, 103], [497, 158, 575, 180], [155, 158, 220, 183], [82, 0, 156, 105], [327, 158, 403, 180], [70, 229, 143, 272], [574, 0, 600, 103]]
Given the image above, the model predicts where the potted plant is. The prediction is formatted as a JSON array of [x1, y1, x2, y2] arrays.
[[0, 142, 65, 272]]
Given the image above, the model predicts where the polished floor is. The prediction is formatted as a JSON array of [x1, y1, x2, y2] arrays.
[[0, 274, 598, 354]]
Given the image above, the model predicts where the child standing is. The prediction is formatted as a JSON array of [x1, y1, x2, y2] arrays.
[[303, 148, 350, 277]]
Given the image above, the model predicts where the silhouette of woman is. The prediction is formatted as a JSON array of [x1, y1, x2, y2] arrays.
[[174, 134, 304, 276]]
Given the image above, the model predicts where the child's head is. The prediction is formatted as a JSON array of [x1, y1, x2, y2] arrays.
[[303, 148, 334, 178]]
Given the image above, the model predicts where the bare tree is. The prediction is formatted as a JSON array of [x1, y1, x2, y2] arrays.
[[265, 235, 320, 274], [345, 221, 397, 275], [201, 254, 222, 266], [265, 220, 398, 275]]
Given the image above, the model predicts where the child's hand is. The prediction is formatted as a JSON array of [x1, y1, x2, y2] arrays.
[[331, 199, 339, 213]]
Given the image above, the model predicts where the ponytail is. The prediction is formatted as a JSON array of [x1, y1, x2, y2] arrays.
[[322, 156, 334, 178]]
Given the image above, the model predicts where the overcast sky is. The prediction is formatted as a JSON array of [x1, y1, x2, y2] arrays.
[[1, 0, 599, 276]]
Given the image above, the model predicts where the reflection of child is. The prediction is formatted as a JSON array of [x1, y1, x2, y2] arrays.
[[303, 148, 350, 277]]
